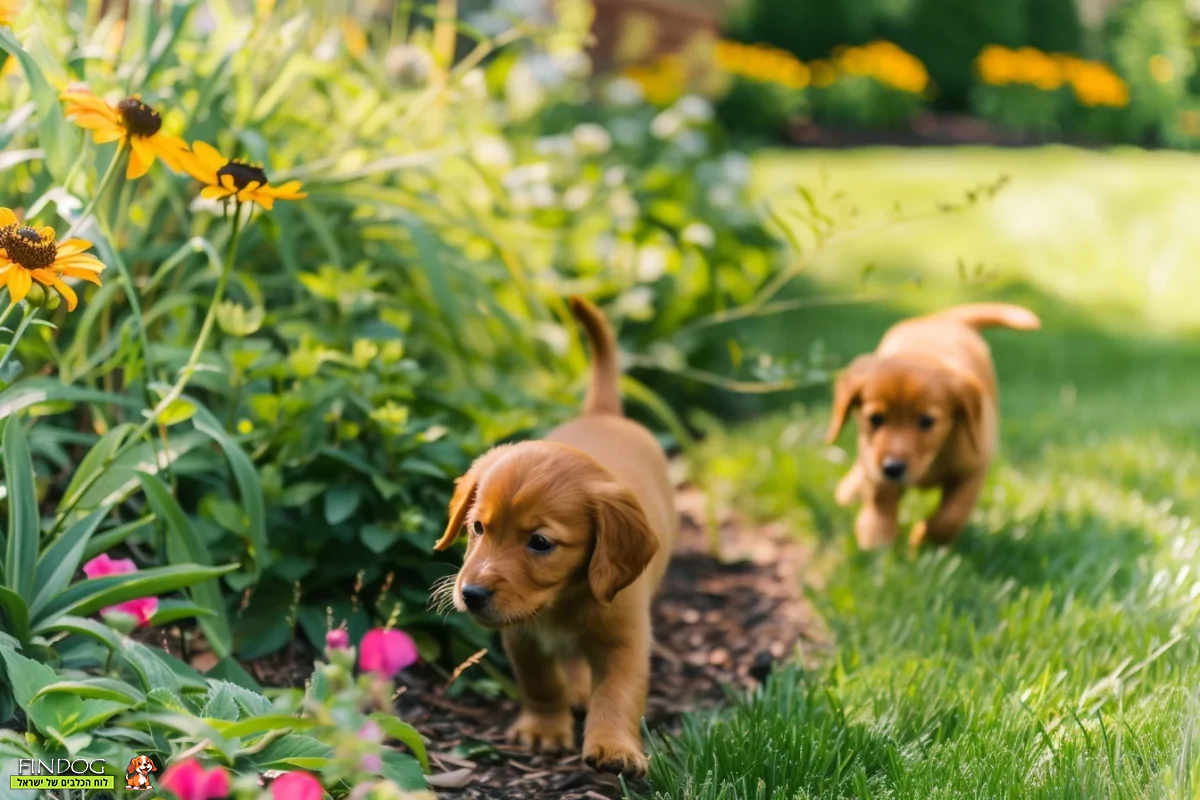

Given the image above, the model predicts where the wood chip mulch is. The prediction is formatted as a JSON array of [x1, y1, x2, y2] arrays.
[[396, 484, 829, 800]]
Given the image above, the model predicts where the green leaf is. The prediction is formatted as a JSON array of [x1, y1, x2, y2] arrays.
[[66, 431, 208, 513], [381, 748, 427, 790], [202, 660, 263, 694], [32, 510, 107, 616], [191, 403, 268, 577], [0, 28, 73, 181], [59, 424, 135, 512], [0, 380, 137, 422], [154, 398, 197, 427], [32, 678, 145, 707], [83, 516, 154, 561], [215, 714, 316, 739], [201, 683, 241, 722], [324, 484, 361, 525], [136, 472, 233, 658], [3, 415, 39, 604], [0, 587, 30, 645], [0, 645, 56, 708], [34, 563, 237, 628], [148, 599, 217, 626], [121, 713, 235, 762], [369, 713, 430, 772], [242, 733, 333, 771], [38, 615, 124, 651]]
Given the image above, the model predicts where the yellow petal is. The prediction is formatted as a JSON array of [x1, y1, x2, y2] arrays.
[[8, 266, 31, 303], [191, 141, 227, 174], [56, 253, 106, 273], [92, 126, 126, 144], [127, 137, 153, 179], [253, 193, 275, 211], [30, 268, 57, 287], [59, 266, 104, 286], [150, 132, 189, 172], [201, 185, 234, 200], [56, 238, 93, 257], [220, 174, 238, 192], [237, 182, 261, 203], [51, 276, 78, 312], [0, 208, 16, 227]]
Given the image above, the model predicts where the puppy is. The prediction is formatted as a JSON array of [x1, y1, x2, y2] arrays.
[[433, 296, 677, 777], [125, 755, 156, 790], [826, 303, 1040, 549]]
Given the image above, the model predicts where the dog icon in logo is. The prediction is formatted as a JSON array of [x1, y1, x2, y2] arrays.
[[125, 755, 157, 791]]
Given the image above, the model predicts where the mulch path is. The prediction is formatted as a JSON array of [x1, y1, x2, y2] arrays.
[[135, 484, 826, 800], [393, 485, 828, 800]]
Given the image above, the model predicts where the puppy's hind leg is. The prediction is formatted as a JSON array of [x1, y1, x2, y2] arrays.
[[834, 463, 865, 507]]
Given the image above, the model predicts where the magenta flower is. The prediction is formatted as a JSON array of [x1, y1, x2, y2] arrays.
[[325, 627, 350, 651], [357, 627, 418, 679], [158, 759, 230, 800], [270, 771, 323, 800], [81, 554, 158, 627]]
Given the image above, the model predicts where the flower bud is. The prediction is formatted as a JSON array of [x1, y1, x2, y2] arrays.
[[23, 282, 46, 307]]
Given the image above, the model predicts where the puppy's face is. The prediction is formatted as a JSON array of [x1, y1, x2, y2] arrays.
[[826, 355, 982, 485], [128, 755, 155, 775], [433, 443, 657, 628]]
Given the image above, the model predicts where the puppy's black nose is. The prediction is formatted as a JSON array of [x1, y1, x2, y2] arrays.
[[461, 584, 492, 612], [882, 458, 907, 481]]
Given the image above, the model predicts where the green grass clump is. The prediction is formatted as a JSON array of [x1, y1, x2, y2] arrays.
[[645, 148, 1200, 799]]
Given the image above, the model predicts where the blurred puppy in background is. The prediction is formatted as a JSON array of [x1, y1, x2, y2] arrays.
[[433, 296, 676, 778], [826, 303, 1040, 549]]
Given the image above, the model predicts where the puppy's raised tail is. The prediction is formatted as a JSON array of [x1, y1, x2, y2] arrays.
[[936, 303, 1041, 331], [569, 295, 622, 416]]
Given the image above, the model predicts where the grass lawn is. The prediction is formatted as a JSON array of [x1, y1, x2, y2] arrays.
[[643, 148, 1200, 799]]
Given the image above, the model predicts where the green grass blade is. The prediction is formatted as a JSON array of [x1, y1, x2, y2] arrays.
[[3, 415, 38, 603], [0, 586, 31, 646], [135, 472, 233, 658], [31, 509, 107, 617]]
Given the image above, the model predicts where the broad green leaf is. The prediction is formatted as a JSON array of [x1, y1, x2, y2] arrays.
[[369, 713, 430, 771], [59, 425, 135, 512], [3, 415, 38, 603], [190, 403, 268, 577], [66, 431, 208, 513], [201, 684, 240, 722], [32, 679, 145, 707], [0, 587, 30, 645], [214, 714, 316, 738], [381, 748, 427, 790], [34, 563, 237, 627], [242, 733, 333, 771], [121, 713, 235, 762], [155, 398, 197, 427], [0, 646, 56, 708], [84, 516, 154, 561], [32, 510, 107, 616], [324, 483, 361, 525], [136, 472, 233, 658], [38, 615, 124, 652], [201, 659, 262, 694], [148, 599, 217, 626]]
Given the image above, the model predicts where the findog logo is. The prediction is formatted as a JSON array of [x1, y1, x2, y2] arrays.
[[124, 755, 157, 791]]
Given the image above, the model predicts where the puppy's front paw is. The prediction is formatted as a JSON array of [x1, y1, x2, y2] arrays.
[[506, 709, 575, 753], [583, 735, 648, 778]]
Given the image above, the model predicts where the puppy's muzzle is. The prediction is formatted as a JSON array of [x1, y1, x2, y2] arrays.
[[461, 584, 493, 613], [881, 457, 908, 482]]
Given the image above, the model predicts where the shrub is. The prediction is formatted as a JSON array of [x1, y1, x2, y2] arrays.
[[809, 41, 930, 129], [1103, 0, 1193, 145]]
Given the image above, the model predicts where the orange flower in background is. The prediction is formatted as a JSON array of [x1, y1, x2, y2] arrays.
[[1012, 47, 1063, 90], [180, 142, 306, 210], [61, 90, 189, 179], [977, 45, 1018, 86], [0, 208, 106, 311]]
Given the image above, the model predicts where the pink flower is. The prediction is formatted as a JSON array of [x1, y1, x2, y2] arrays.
[[158, 759, 230, 800], [270, 771, 323, 800], [325, 627, 350, 651], [357, 628, 418, 679], [82, 554, 159, 627]]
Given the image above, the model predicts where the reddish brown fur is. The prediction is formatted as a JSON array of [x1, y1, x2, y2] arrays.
[[826, 303, 1040, 549], [433, 296, 677, 777]]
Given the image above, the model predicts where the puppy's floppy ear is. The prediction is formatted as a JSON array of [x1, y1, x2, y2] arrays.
[[826, 354, 875, 444], [126, 758, 138, 774], [950, 371, 985, 454], [434, 469, 479, 551], [588, 483, 658, 608], [148, 758, 157, 772]]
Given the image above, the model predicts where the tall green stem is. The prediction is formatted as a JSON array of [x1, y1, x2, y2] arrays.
[[0, 305, 38, 379], [65, 145, 126, 241], [50, 205, 246, 533]]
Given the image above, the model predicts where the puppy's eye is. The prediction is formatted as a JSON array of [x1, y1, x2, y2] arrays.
[[918, 415, 935, 431], [868, 412, 886, 429], [471, 520, 484, 536], [528, 533, 556, 553]]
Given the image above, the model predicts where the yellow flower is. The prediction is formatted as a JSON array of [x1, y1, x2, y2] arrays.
[[0, 208, 105, 311], [341, 17, 368, 59], [810, 59, 836, 88], [977, 45, 1017, 86], [0, 0, 18, 27], [1149, 54, 1173, 83], [180, 142, 306, 210], [60, 90, 190, 180], [1013, 47, 1063, 90]]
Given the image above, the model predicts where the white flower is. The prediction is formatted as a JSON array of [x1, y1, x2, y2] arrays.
[[604, 166, 627, 188], [635, 246, 669, 281], [605, 76, 644, 106], [708, 184, 736, 208], [615, 286, 655, 320], [529, 183, 556, 209], [681, 223, 716, 248], [502, 162, 553, 190], [534, 135, 575, 157], [651, 110, 684, 140], [611, 117, 644, 146], [721, 152, 753, 186], [563, 184, 592, 211], [676, 129, 708, 157], [471, 137, 513, 170], [572, 123, 612, 156], [461, 68, 488, 101], [385, 45, 433, 86], [505, 61, 545, 120], [608, 189, 639, 220], [676, 94, 714, 123]]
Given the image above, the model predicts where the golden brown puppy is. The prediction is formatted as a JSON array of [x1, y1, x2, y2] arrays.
[[826, 303, 1040, 549], [433, 296, 676, 777]]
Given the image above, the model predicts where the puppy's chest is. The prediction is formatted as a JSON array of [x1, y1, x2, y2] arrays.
[[531, 624, 583, 659]]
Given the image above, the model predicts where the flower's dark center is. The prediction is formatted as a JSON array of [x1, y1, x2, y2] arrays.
[[216, 160, 269, 191], [1, 226, 56, 271], [117, 97, 163, 137]]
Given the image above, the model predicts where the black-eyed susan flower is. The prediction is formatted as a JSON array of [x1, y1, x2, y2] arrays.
[[61, 90, 189, 179], [0, 208, 106, 311], [180, 142, 306, 210]]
